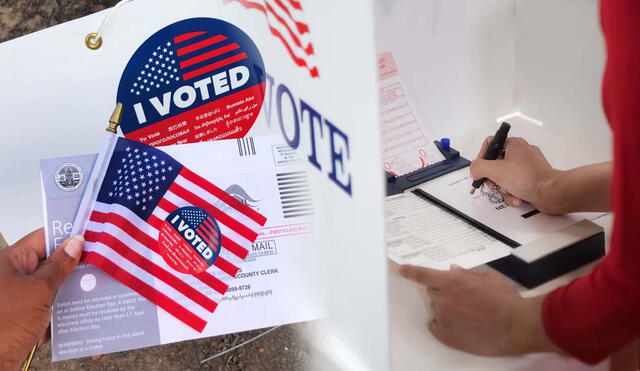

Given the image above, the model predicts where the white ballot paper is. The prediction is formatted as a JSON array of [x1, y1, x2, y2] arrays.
[[41, 135, 325, 360], [418, 169, 603, 245], [386, 193, 512, 270], [378, 52, 445, 176]]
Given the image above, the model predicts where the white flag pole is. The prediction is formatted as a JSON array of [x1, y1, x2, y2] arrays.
[[70, 103, 122, 236]]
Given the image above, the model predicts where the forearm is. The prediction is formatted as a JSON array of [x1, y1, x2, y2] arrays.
[[537, 162, 611, 214], [508, 296, 563, 355]]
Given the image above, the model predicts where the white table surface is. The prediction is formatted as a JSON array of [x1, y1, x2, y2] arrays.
[[388, 116, 613, 370]]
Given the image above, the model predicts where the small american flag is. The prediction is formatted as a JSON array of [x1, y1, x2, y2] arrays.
[[81, 137, 266, 332], [223, 0, 319, 78], [130, 30, 251, 96]]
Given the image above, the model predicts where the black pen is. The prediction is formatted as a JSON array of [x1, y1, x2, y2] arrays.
[[470, 122, 511, 195]]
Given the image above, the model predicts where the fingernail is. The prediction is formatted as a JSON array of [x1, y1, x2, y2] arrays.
[[450, 264, 463, 271], [64, 235, 85, 259]]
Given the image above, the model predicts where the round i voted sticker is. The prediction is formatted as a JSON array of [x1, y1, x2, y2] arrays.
[[158, 206, 222, 275], [117, 18, 266, 146]]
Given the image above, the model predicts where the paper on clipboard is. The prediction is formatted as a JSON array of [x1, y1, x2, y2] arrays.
[[385, 193, 512, 270], [417, 169, 605, 245]]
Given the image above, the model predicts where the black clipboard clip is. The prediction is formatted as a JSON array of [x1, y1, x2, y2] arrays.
[[386, 140, 471, 196]]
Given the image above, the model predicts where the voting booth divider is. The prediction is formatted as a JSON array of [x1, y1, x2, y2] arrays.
[[0, 0, 612, 370]]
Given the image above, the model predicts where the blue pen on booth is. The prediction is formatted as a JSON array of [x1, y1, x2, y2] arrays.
[[470, 122, 511, 195]]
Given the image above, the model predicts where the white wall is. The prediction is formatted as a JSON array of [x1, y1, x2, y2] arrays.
[[374, 0, 610, 154], [514, 0, 610, 151], [375, 0, 516, 142]]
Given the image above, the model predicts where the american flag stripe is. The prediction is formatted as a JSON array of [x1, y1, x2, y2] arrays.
[[157, 198, 179, 213], [171, 31, 255, 82], [196, 222, 217, 241], [194, 269, 228, 295], [180, 43, 241, 69], [168, 181, 258, 241], [195, 216, 217, 236], [176, 35, 228, 56], [224, 0, 319, 78], [197, 223, 218, 244], [230, 0, 311, 52], [173, 31, 207, 44], [83, 251, 209, 332], [212, 256, 240, 277], [179, 167, 266, 225], [173, 174, 262, 232], [181, 52, 249, 81], [147, 214, 164, 230], [286, 0, 302, 10], [84, 229, 218, 312], [273, 0, 308, 33], [195, 228, 218, 251], [203, 217, 220, 237], [89, 206, 228, 295], [264, 1, 310, 54]]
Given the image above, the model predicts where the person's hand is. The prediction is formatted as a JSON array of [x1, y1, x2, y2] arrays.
[[470, 137, 561, 213], [0, 229, 83, 370], [398, 265, 559, 356]]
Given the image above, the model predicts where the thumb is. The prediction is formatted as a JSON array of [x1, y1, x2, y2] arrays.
[[32, 235, 84, 290], [469, 159, 507, 184]]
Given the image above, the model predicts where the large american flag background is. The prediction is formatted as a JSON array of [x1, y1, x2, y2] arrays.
[[222, 0, 319, 78], [81, 137, 267, 332]]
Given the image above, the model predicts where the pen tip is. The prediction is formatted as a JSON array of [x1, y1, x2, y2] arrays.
[[470, 188, 476, 195]]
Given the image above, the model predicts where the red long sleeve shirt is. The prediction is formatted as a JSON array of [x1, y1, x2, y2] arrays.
[[542, 0, 640, 364]]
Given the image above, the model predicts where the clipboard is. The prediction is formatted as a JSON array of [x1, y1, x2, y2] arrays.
[[386, 140, 471, 196], [385, 140, 605, 288]]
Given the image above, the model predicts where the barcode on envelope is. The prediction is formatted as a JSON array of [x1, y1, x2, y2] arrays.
[[237, 137, 256, 157], [276, 172, 313, 218]]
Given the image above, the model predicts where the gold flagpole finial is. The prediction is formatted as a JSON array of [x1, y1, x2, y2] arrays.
[[106, 103, 123, 133]]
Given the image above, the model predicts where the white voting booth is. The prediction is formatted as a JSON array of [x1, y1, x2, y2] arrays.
[[0, 0, 613, 369], [377, 0, 612, 370]]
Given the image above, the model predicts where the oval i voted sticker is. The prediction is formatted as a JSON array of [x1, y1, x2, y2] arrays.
[[158, 206, 222, 275], [117, 18, 266, 146]]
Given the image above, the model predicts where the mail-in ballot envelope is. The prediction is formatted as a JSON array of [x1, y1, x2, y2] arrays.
[[41, 135, 325, 360]]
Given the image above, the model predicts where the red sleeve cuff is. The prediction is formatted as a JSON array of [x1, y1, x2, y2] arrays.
[[542, 271, 640, 366], [543, 288, 607, 365]]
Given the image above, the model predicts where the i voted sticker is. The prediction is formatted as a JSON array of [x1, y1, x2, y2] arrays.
[[117, 18, 266, 146], [158, 206, 222, 274]]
